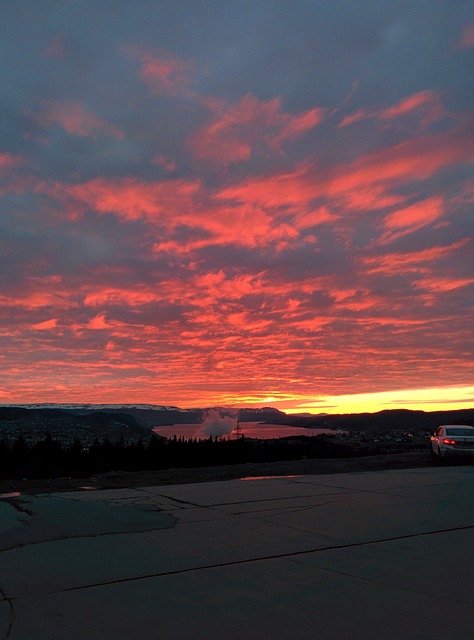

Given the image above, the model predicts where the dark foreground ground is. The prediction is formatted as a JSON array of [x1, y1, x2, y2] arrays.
[[1, 450, 457, 495]]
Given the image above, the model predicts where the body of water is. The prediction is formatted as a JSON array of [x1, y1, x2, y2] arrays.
[[152, 422, 345, 440]]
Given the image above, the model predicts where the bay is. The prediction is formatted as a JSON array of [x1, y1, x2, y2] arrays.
[[152, 421, 345, 440]]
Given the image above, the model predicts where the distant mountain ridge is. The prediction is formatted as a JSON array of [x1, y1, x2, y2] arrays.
[[1, 405, 472, 439], [272, 408, 474, 431], [0, 404, 287, 429]]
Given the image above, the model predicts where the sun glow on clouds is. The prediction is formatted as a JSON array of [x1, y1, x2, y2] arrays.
[[0, 5, 473, 412]]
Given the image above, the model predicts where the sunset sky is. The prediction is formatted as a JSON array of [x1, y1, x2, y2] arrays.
[[1, 1, 473, 414]]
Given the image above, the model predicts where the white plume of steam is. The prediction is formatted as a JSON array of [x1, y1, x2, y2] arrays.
[[196, 408, 238, 438]]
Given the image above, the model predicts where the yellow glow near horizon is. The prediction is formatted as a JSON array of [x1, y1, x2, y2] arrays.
[[284, 385, 474, 415]]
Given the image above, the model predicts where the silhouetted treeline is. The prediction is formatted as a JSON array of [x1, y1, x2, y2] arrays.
[[0, 433, 356, 480]]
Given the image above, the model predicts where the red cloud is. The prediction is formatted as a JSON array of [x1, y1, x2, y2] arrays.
[[36, 102, 124, 140], [188, 94, 324, 165]]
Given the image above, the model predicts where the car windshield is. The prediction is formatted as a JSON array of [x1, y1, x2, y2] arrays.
[[446, 428, 474, 436]]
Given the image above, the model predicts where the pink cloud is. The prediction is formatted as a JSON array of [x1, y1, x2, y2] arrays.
[[31, 318, 58, 330], [128, 47, 195, 96], [44, 177, 299, 251], [36, 102, 125, 140], [0, 290, 74, 311], [86, 313, 110, 329], [269, 106, 325, 148], [339, 90, 444, 129], [46, 177, 201, 221], [151, 154, 176, 173], [218, 127, 473, 209], [84, 288, 158, 307], [188, 94, 323, 165], [379, 90, 437, 118], [377, 196, 444, 244], [335, 186, 407, 211], [294, 206, 335, 229], [460, 23, 474, 48], [414, 276, 474, 293], [338, 108, 370, 128], [43, 33, 66, 59], [0, 151, 22, 173], [362, 239, 471, 275]]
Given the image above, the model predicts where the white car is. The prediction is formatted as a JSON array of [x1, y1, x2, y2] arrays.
[[430, 425, 474, 461]]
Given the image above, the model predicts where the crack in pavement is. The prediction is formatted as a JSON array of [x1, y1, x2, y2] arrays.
[[285, 479, 454, 502], [0, 520, 177, 555], [227, 499, 345, 516], [289, 557, 474, 606], [10, 521, 474, 599], [136, 489, 352, 518], [0, 586, 15, 640]]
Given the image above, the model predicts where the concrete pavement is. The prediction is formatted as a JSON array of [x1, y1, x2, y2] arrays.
[[1, 465, 474, 639]]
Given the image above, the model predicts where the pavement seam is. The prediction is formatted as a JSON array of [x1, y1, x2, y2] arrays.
[[12, 521, 474, 599]]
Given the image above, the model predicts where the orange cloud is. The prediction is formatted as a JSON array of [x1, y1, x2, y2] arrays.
[[36, 102, 124, 140]]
